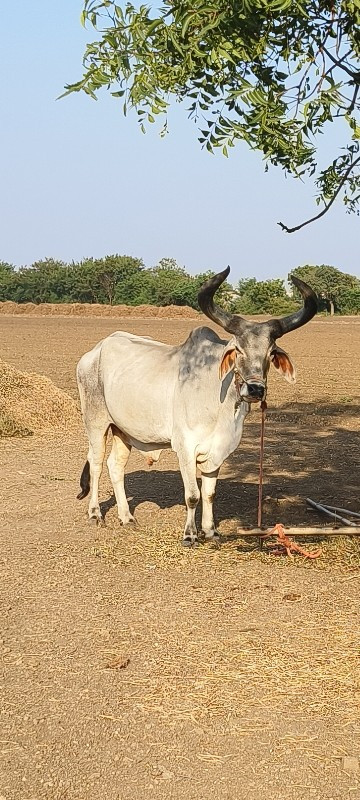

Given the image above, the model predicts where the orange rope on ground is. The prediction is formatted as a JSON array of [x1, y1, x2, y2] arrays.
[[261, 523, 322, 559]]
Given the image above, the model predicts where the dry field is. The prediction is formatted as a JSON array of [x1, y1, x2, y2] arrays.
[[1, 314, 360, 800]]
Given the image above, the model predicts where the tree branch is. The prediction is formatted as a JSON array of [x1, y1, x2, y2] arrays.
[[349, 84, 359, 115], [278, 153, 360, 234], [322, 46, 360, 81]]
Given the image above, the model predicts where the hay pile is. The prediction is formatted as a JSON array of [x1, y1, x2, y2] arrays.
[[0, 358, 79, 437], [0, 301, 200, 319]]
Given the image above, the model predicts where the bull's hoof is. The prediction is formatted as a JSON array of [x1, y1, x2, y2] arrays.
[[120, 514, 137, 527], [89, 516, 105, 527], [204, 530, 221, 544], [182, 536, 199, 548]]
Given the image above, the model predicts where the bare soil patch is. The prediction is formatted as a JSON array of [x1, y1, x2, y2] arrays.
[[1, 315, 360, 800]]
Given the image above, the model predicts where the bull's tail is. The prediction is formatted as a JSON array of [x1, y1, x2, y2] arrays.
[[77, 460, 90, 500]]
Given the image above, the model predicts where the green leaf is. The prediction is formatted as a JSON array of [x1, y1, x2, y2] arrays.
[[181, 13, 193, 39]]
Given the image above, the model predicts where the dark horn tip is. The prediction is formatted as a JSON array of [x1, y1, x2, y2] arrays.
[[290, 275, 316, 299], [290, 275, 318, 314], [223, 265, 231, 279], [268, 275, 318, 338], [198, 266, 230, 296], [197, 266, 230, 306]]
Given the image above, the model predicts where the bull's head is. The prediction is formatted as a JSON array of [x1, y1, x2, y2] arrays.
[[198, 267, 317, 404]]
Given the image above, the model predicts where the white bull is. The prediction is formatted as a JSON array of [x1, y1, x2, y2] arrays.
[[76, 268, 317, 545]]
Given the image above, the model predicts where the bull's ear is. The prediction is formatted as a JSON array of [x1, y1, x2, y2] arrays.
[[219, 340, 237, 380], [271, 346, 296, 384]]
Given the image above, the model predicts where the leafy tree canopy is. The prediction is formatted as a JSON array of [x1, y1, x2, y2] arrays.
[[14, 259, 69, 304], [72, 254, 144, 304], [0, 261, 15, 274], [2, 255, 360, 314], [0, 261, 16, 302], [65, 1, 360, 229], [290, 263, 360, 313], [235, 277, 298, 314]]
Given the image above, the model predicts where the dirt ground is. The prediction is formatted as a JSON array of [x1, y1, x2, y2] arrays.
[[1, 315, 360, 800]]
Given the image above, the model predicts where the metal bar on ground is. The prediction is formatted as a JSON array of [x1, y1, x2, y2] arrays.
[[306, 497, 357, 527], [237, 526, 360, 537], [320, 504, 360, 519]]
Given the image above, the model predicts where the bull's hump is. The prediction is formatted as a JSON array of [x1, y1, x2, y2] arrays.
[[183, 325, 227, 348], [106, 330, 172, 350], [178, 326, 227, 380]]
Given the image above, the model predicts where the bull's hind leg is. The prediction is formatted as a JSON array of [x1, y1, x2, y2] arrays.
[[87, 428, 108, 524], [200, 468, 220, 541], [177, 451, 200, 547], [107, 426, 135, 525]]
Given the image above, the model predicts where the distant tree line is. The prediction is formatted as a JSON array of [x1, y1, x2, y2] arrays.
[[0, 256, 359, 315]]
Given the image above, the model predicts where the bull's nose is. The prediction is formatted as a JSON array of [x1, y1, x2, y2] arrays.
[[246, 381, 265, 400]]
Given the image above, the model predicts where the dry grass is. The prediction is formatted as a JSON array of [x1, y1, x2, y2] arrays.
[[0, 409, 32, 437], [0, 357, 80, 436], [89, 519, 360, 725], [0, 300, 200, 319], [91, 517, 360, 574], [90, 523, 360, 725], [114, 627, 360, 723]]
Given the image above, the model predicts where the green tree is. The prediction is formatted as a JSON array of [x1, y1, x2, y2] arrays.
[[0, 261, 16, 301], [65, 1, 360, 229], [12, 259, 71, 303], [234, 277, 298, 315], [113, 268, 157, 305], [151, 258, 193, 306], [290, 264, 360, 314], [156, 257, 182, 273], [148, 260, 235, 308], [336, 286, 360, 314], [70, 255, 144, 303]]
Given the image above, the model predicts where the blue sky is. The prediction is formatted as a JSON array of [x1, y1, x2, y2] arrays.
[[1, 1, 359, 283]]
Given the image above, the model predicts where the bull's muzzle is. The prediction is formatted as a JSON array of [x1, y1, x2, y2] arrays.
[[242, 380, 266, 403]]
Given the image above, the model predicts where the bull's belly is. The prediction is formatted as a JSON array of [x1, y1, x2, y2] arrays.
[[105, 394, 173, 445]]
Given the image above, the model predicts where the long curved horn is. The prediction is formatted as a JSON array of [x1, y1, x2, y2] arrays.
[[197, 267, 245, 334], [267, 276, 318, 339]]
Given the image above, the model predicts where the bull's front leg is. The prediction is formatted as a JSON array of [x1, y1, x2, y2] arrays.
[[177, 451, 200, 547], [200, 468, 220, 540]]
